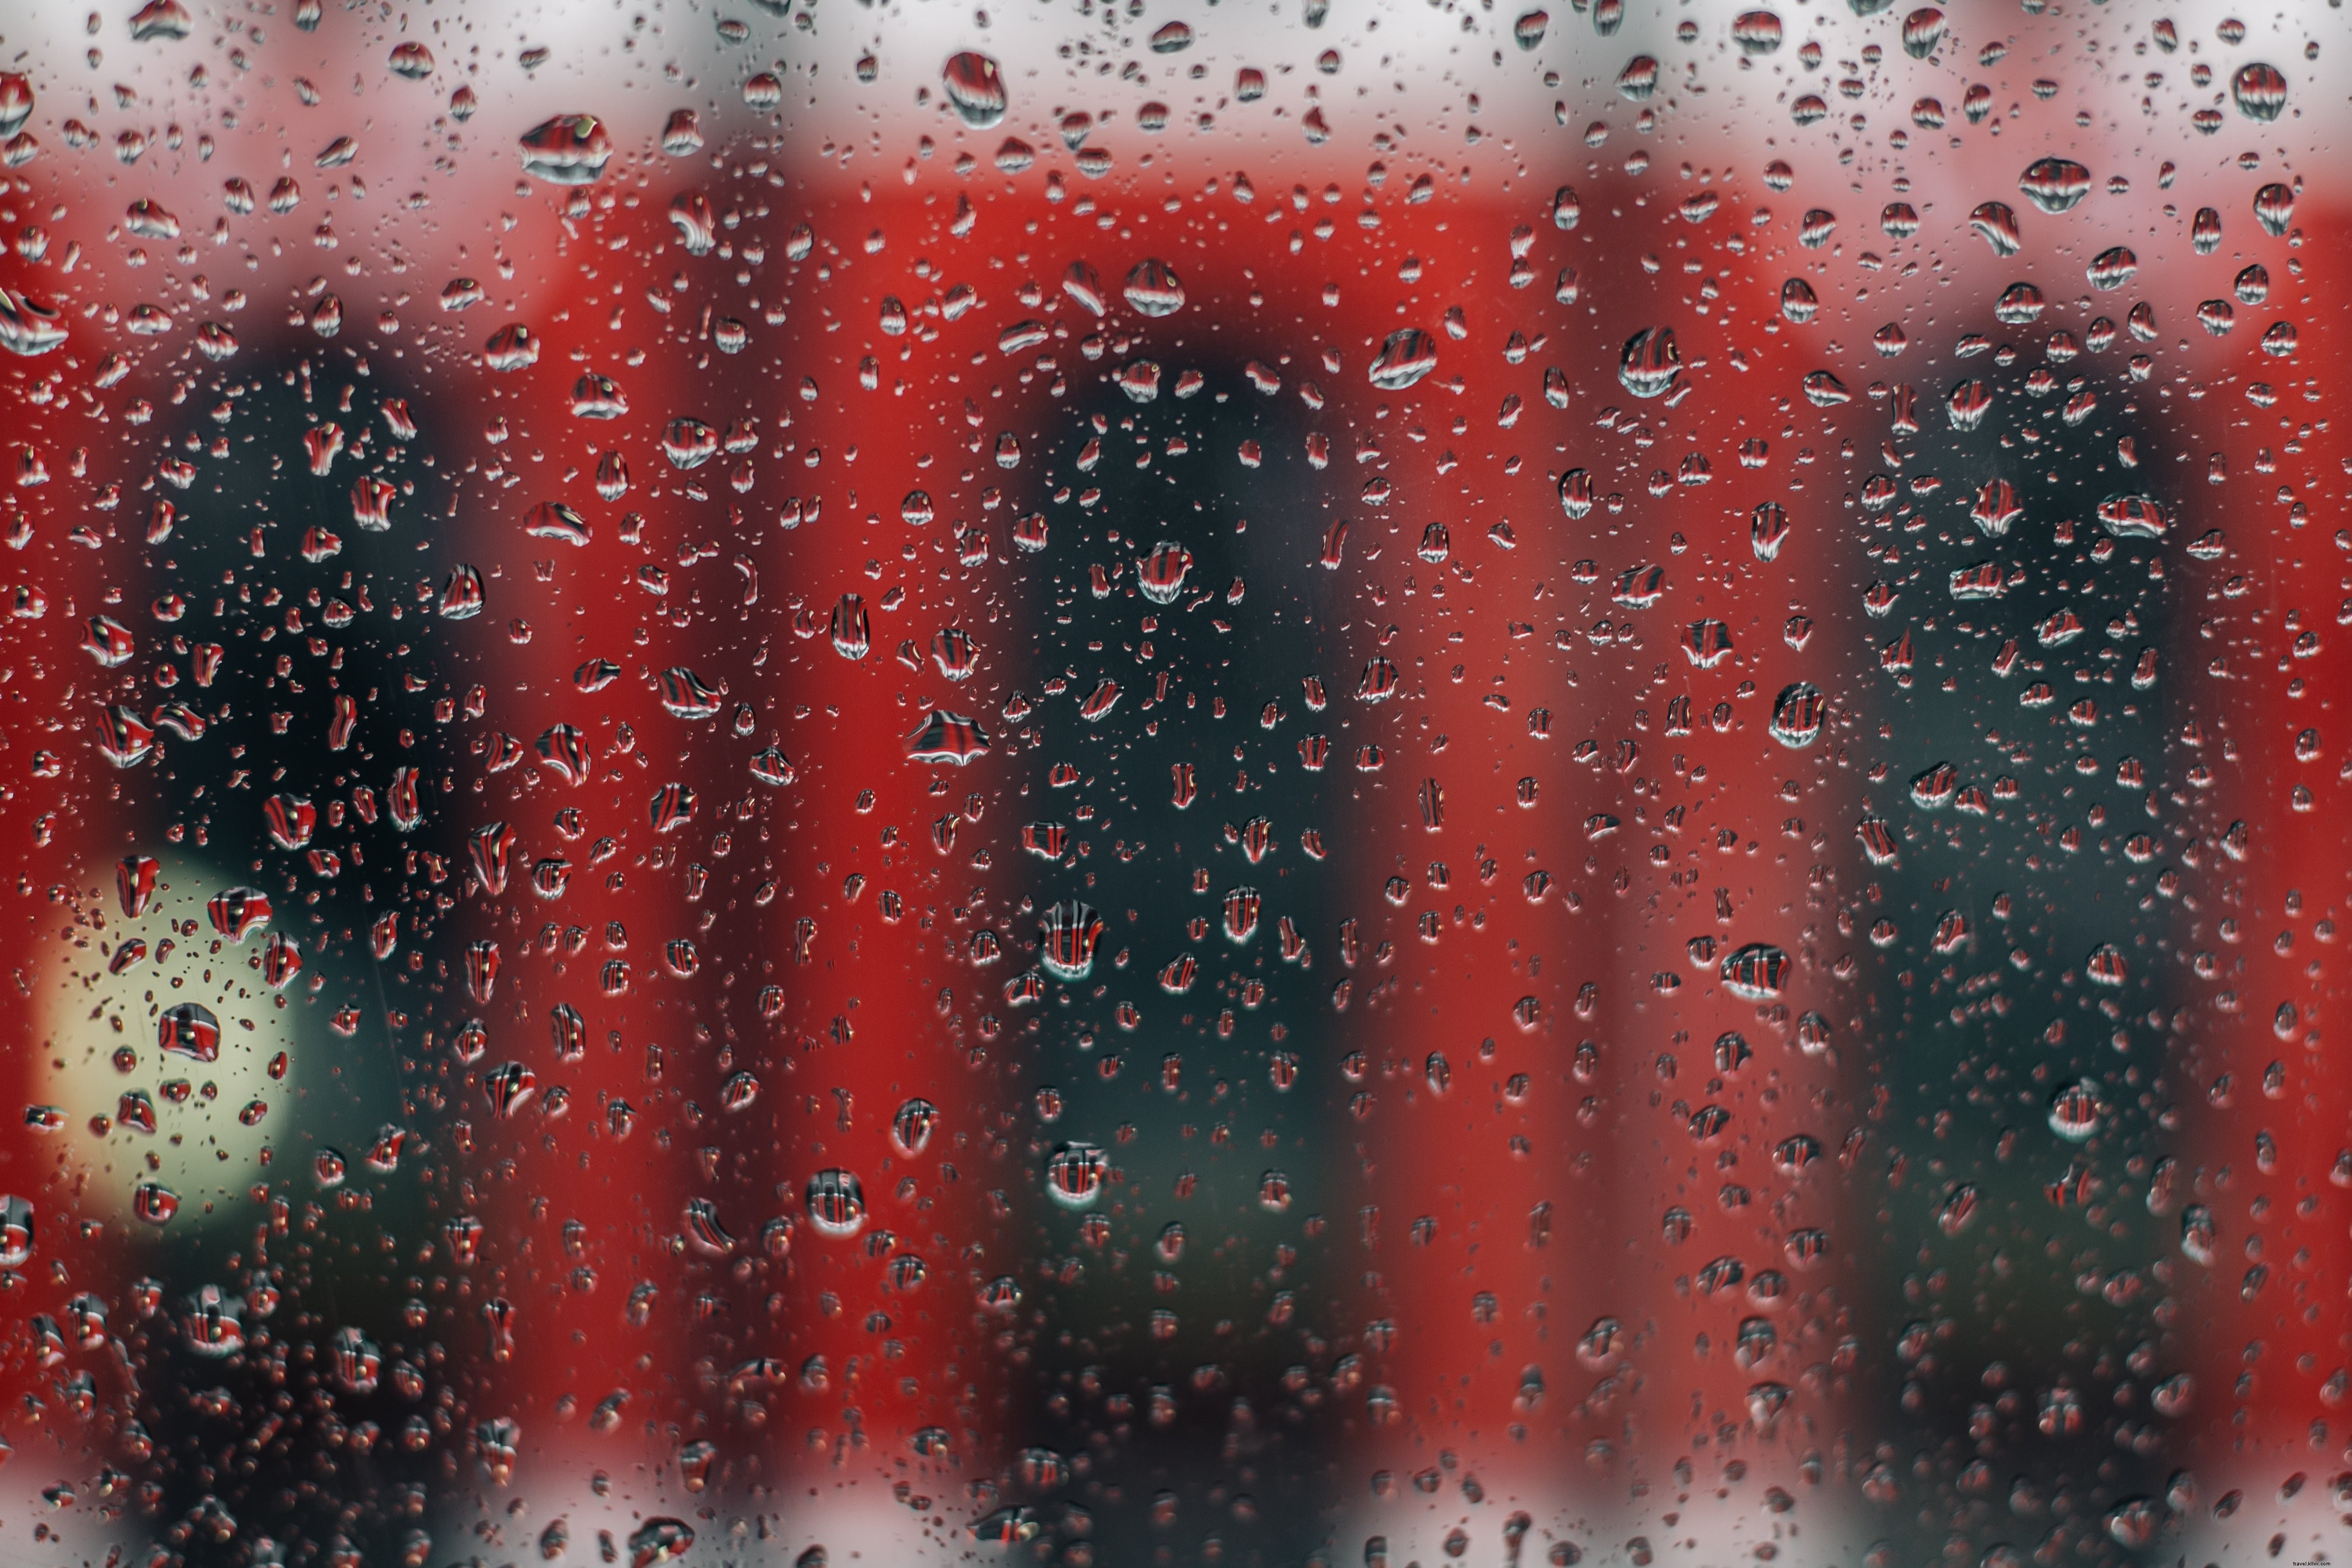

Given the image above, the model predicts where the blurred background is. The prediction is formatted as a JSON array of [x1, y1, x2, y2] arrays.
[[0, 1, 2344, 1564]]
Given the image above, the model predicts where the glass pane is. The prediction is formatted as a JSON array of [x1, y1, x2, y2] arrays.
[[2, 2, 2344, 1565]]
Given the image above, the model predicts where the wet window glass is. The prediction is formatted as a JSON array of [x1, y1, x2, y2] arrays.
[[1, 2, 2346, 1565]]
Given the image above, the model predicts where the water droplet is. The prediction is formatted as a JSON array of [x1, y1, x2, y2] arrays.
[[658, 667, 722, 719], [0, 1194, 33, 1265], [2046, 1078, 2103, 1141], [206, 887, 273, 942], [805, 1170, 866, 1236], [1935, 1184, 1979, 1235], [2017, 156, 2090, 213], [971, 1506, 1045, 1546], [627, 1517, 695, 1568], [2102, 1498, 2159, 1550], [1613, 564, 1666, 608], [0, 73, 32, 137], [1617, 327, 1680, 397], [2252, 181, 2294, 238], [128, 0, 195, 43], [892, 1099, 939, 1157], [941, 52, 1008, 128], [1123, 258, 1185, 316], [1968, 200, 2022, 256], [2180, 1205, 2217, 1265], [647, 784, 697, 834], [2231, 61, 2286, 122], [482, 323, 539, 371], [1369, 327, 1440, 390], [1046, 1142, 1109, 1208], [1683, 619, 1734, 668], [332, 1325, 383, 1393], [2094, 493, 2166, 540], [181, 1284, 244, 1358], [1038, 900, 1105, 980], [1899, 6, 1944, 58], [0, 286, 67, 356], [669, 191, 717, 254], [1117, 359, 1163, 401], [1136, 540, 1194, 603], [1768, 683, 1825, 747], [1731, 10, 1783, 54], [467, 821, 515, 894], [1945, 378, 1991, 430], [1969, 478, 2023, 537], [2086, 245, 2138, 291], [517, 114, 613, 185], [906, 708, 993, 764], [1719, 942, 1790, 999], [1223, 886, 1262, 943], [1993, 282, 2045, 326]]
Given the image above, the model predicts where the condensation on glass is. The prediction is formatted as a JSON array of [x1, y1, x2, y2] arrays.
[[0, 2, 2345, 1565]]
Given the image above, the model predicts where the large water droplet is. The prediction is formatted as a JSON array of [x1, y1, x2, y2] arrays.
[[2086, 245, 2138, 291], [2230, 61, 2285, 122], [128, 0, 195, 42], [1968, 200, 2022, 256], [1045, 1142, 1109, 1208], [1136, 540, 1194, 604], [892, 1099, 939, 1157], [1617, 326, 1680, 397], [2095, 493, 2166, 539], [805, 1170, 867, 1236], [1719, 942, 1790, 999], [517, 114, 613, 185], [2046, 1078, 2103, 1141], [0, 286, 67, 355], [2017, 156, 2090, 213], [1730, 9, 1784, 54], [942, 52, 1008, 128], [1768, 682, 1825, 747], [1038, 900, 1105, 980], [906, 708, 993, 764], [627, 1517, 696, 1568], [1123, 258, 1186, 317], [1369, 327, 1440, 390]]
